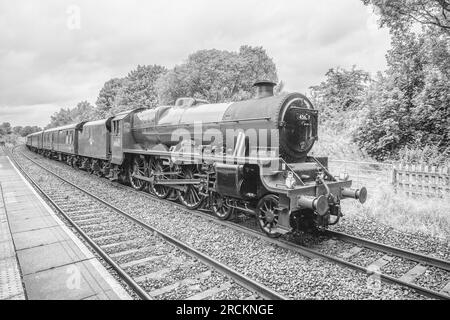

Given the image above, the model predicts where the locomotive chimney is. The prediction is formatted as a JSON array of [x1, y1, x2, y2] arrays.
[[253, 80, 276, 99]]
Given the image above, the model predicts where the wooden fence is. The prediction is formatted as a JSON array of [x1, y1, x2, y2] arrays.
[[392, 163, 450, 197], [328, 160, 450, 198]]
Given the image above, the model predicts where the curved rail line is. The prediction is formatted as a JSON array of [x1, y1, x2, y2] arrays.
[[14, 147, 450, 300], [7, 147, 288, 300]]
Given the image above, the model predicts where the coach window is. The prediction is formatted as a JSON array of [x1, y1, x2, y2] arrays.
[[65, 131, 69, 144]]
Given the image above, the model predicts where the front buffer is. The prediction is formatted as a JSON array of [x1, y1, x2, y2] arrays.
[[283, 179, 367, 232]]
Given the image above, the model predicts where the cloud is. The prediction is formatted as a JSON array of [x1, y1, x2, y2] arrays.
[[0, 0, 390, 127]]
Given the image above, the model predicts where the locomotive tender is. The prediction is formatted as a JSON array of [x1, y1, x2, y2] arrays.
[[26, 81, 367, 237]]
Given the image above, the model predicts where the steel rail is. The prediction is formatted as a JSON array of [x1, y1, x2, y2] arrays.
[[13, 149, 288, 300], [325, 230, 450, 272]]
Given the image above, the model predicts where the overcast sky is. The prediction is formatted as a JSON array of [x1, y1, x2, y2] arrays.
[[0, 0, 390, 127]]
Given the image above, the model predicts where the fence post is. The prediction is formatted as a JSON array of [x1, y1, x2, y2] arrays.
[[391, 164, 397, 193]]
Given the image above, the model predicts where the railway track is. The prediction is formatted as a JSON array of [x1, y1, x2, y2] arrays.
[[7, 147, 287, 300], [12, 147, 450, 300], [133, 192, 450, 300]]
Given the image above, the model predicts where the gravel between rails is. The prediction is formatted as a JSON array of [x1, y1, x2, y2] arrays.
[[414, 266, 450, 292], [15, 148, 429, 300], [381, 257, 418, 279]]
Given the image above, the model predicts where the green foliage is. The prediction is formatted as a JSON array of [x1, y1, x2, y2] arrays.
[[46, 101, 95, 129], [46, 108, 72, 129], [0, 122, 41, 145], [13, 125, 41, 137], [12, 126, 23, 135], [346, 2, 450, 164], [354, 31, 450, 162], [95, 78, 126, 118], [309, 66, 371, 124], [94, 65, 167, 117], [342, 184, 450, 239], [113, 64, 167, 113], [72, 101, 96, 122], [156, 45, 278, 104], [362, 0, 450, 35], [397, 144, 449, 166], [0, 122, 12, 135], [308, 24, 448, 166]]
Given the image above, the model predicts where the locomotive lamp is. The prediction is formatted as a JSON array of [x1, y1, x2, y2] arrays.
[[285, 171, 296, 189], [339, 172, 350, 181]]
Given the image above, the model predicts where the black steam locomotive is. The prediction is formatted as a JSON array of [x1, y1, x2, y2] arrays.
[[26, 81, 366, 237]]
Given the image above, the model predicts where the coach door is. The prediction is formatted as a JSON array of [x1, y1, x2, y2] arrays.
[[111, 119, 123, 164], [49, 132, 53, 150]]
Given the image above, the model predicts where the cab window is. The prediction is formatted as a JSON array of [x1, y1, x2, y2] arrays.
[[113, 121, 121, 135]]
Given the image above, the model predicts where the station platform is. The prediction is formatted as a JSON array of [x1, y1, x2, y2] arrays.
[[0, 151, 131, 300]]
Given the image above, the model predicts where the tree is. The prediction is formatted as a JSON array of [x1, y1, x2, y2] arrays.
[[0, 122, 12, 135], [13, 126, 23, 135], [354, 1, 450, 164], [156, 46, 278, 104], [94, 65, 166, 116], [235, 45, 279, 100], [71, 101, 95, 122], [95, 78, 126, 118], [354, 30, 450, 161], [113, 64, 167, 113], [46, 108, 73, 129], [362, 0, 450, 34], [45, 101, 95, 129], [309, 66, 371, 123], [411, 69, 450, 154], [20, 126, 42, 137]]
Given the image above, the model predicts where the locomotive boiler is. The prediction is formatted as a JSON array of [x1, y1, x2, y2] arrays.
[[26, 81, 367, 237], [131, 81, 317, 161]]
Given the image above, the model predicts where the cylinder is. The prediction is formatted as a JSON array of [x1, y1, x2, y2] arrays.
[[297, 195, 329, 216]]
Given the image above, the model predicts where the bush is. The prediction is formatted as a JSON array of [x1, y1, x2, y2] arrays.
[[397, 145, 450, 167]]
